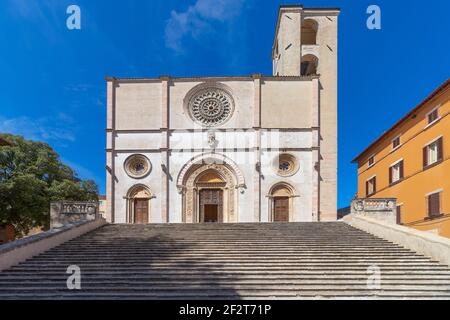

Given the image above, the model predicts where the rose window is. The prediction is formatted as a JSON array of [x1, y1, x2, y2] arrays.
[[188, 88, 234, 127]]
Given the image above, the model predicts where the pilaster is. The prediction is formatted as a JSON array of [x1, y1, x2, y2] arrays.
[[160, 76, 170, 223], [252, 74, 262, 222]]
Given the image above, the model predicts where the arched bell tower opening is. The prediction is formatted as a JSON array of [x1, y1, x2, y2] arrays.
[[301, 54, 319, 76], [301, 19, 318, 45]]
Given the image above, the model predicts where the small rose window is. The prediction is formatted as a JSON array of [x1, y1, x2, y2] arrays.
[[274, 154, 299, 177], [124, 155, 151, 178]]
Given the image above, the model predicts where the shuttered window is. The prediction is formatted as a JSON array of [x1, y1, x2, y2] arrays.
[[366, 177, 376, 197], [423, 137, 443, 168], [427, 108, 439, 124], [389, 160, 404, 184], [427, 192, 441, 218], [392, 136, 401, 149]]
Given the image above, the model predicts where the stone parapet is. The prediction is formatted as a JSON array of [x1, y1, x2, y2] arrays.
[[351, 198, 397, 224], [0, 218, 106, 271], [343, 214, 450, 267], [50, 201, 99, 229]]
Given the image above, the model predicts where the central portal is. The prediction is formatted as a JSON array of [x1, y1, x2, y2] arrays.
[[199, 189, 223, 223], [180, 156, 244, 223]]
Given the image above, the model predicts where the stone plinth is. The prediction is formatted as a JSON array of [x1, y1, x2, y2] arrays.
[[50, 201, 99, 229], [351, 198, 397, 224]]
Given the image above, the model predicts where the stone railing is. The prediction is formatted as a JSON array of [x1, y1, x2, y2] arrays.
[[351, 198, 397, 224], [50, 201, 99, 229]]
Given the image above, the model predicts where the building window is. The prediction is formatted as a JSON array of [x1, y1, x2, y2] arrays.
[[427, 192, 441, 218], [389, 160, 404, 184], [368, 156, 374, 167], [423, 137, 443, 168], [392, 136, 401, 149], [427, 107, 439, 124], [366, 176, 376, 197]]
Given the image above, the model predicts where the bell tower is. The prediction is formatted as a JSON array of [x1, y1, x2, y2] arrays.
[[272, 5, 340, 220]]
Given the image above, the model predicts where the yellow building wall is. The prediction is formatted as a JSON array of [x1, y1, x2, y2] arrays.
[[356, 87, 450, 238]]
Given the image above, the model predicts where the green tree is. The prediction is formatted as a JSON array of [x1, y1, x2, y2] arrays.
[[0, 134, 99, 237]]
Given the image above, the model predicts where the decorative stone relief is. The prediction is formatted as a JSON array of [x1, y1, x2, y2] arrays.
[[350, 198, 397, 224], [50, 201, 99, 229], [207, 131, 218, 149]]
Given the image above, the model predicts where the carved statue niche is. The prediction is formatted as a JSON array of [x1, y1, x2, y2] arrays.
[[207, 131, 218, 149]]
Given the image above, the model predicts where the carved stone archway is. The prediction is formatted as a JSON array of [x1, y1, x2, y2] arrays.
[[177, 152, 246, 191], [180, 162, 242, 223]]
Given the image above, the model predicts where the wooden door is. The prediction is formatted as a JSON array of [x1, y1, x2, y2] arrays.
[[204, 204, 219, 222], [199, 189, 223, 223], [274, 197, 289, 222], [134, 199, 149, 224]]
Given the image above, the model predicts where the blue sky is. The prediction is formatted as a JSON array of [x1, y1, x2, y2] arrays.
[[0, 0, 449, 208]]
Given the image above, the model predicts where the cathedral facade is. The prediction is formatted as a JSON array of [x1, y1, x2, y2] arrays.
[[105, 5, 339, 223]]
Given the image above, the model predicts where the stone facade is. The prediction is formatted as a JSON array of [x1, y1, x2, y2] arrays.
[[105, 5, 339, 224]]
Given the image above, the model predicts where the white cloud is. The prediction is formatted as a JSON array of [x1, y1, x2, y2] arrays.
[[0, 115, 76, 143], [165, 0, 245, 53]]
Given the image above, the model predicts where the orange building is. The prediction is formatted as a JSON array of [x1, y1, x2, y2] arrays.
[[352, 79, 450, 238]]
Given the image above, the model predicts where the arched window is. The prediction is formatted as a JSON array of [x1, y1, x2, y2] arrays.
[[301, 54, 319, 76], [301, 19, 318, 45]]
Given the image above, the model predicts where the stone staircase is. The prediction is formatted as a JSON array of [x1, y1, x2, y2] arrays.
[[1, 222, 450, 299]]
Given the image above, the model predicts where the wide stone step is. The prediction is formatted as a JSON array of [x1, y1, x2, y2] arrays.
[[4, 269, 450, 277], [37, 252, 419, 258], [27, 255, 432, 261], [3, 273, 450, 281], [3, 278, 450, 287], [40, 246, 411, 251], [19, 261, 435, 268], [56, 241, 400, 245], [1, 290, 450, 300], [2, 284, 450, 293], [9, 265, 448, 274]]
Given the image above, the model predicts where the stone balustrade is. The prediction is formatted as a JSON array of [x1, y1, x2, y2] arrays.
[[50, 201, 99, 229], [350, 198, 397, 224]]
